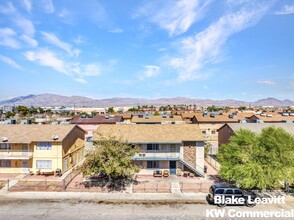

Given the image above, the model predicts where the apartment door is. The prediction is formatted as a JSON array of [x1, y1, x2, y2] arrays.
[[170, 145, 176, 152], [63, 157, 68, 173], [22, 160, 29, 174], [169, 161, 177, 174], [22, 145, 28, 151]]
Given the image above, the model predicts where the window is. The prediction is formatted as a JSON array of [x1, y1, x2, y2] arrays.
[[202, 130, 206, 134], [36, 160, 52, 169], [225, 189, 234, 194], [215, 189, 224, 195], [0, 160, 11, 167], [147, 144, 159, 151], [234, 189, 243, 195], [36, 142, 52, 150], [147, 161, 159, 168], [0, 143, 11, 150], [212, 130, 216, 135]]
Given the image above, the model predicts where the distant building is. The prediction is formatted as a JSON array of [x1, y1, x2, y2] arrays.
[[218, 123, 294, 146], [131, 115, 185, 124]]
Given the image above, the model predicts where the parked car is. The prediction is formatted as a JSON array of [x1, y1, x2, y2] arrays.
[[207, 183, 257, 207]]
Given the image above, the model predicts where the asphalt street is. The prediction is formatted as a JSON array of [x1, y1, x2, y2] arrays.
[[0, 200, 293, 220]]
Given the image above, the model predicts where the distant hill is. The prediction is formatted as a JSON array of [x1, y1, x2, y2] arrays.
[[0, 94, 293, 107]]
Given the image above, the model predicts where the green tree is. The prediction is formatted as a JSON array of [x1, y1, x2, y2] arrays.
[[154, 111, 160, 116], [238, 106, 247, 111], [218, 127, 294, 190], [38, 107, 45, 114], [108, 107, 115, 114], [204, 142, 212, 158], [16, 106, 29, 117], [80, 135, 140, 182], [5, 111, 16, 119]]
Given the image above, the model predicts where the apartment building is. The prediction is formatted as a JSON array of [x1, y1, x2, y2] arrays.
[[0, 124, 85, 174], [131, 115, 185, 124], [94, 124, 205, 177], [218, 123, 294, 146]]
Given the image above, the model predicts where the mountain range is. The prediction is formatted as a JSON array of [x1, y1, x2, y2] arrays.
[[0, 94, 293, 107]]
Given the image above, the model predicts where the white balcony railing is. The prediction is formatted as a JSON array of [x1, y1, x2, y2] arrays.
[[0, 150, 33, 159], [133, 152, 180, 160]]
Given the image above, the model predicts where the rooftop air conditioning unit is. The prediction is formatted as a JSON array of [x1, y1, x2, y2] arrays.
[[104, 115, 110, 119], [162, 115, 167, 118], [138, 115, 144, 118], [210, 114, 215, 118], [1, 137, 8, 142], [260, 113, 266, 117], [289, 113, 294, 116], [282, 113, 289, 116], [266, 114, 273, 117], [52, 135, 59, 141]]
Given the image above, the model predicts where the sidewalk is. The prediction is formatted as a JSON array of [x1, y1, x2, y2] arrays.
[[1, 190, 294, 205], [0, 190, 208, 204]]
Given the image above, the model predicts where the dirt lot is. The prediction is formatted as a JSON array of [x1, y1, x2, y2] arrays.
[[9, 180, 63, 192]]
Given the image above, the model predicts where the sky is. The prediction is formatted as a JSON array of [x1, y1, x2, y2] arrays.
[[0, 0, 294, 101]]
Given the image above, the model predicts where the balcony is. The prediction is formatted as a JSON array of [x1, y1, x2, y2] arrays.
[[0, 150, 33, 160], [133, 151, 180, 161]]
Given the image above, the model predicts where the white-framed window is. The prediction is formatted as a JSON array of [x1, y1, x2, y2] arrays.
[[36, 142, 52, 150], [0, 143, 11, 150], [147, 161, 159, 168], [36, 160, 52, 169], [147, 144, 159, 151], [0, 160, 11, 167], [212, 130, 216, 135]]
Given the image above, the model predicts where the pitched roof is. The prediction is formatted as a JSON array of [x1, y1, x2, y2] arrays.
[[193, 112, 254, 123], [71, 115, 123, 124], [94, 124, 204, 143], [131, 115, 184, 123], [249, 112, 294, 122], [220, 123, 294, 135], [0, 124, 79, 143]]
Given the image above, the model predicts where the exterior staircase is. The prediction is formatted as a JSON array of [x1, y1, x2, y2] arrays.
[[179, 152, 205, 177]]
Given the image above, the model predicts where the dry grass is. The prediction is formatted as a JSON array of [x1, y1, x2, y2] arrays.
[[0, 181, 6, 189]]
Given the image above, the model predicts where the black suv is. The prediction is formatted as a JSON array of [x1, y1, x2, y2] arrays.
[[207, 183, 257, 207]]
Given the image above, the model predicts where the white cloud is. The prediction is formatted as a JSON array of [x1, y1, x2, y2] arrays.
[[257, 80, 275, 85], [14, 17, 35, 37], [0, 2, 16, 14], [21, 34, 38, 47], [41, 31, 80, 57], [0, 28, 21, 49], [134, 0, 211, 36], [82, 64, 101, 76], [23, 0, 32, 13], [41, 0, 54, 13], [108, 28, 124, 33], [74, 78, 87, 84], [275, 4, 294, 15], [0, 54, 22, 70], [167, 3, 271, 81], [24, 49, 67, 74], [139, 65, 160, 80]]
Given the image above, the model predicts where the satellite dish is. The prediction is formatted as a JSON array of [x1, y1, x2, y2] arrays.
[[1, 137, 8, 142], [52, 135, 59, 141]]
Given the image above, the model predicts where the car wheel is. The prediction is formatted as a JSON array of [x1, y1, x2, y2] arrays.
[[246, 200, 256, 207], [217, 203, 226, 207]]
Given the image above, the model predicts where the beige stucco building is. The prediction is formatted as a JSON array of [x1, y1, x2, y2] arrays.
[[0, 124, 85, 174], [94, 124, 205, 177]]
